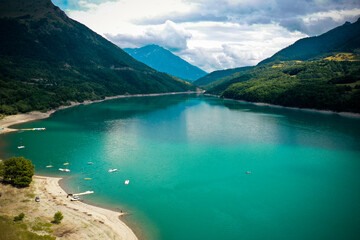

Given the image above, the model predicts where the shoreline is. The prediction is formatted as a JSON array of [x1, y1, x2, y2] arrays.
[[56, 177, 147, 240], [33, 174, 139, 240], [204, 94, 360, 118], [0, 91, 203, 238], [0, 91, 202, 135]]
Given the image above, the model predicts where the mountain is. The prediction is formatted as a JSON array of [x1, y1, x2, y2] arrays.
[[198, 18, 360, 91], [203, 19, 360, 113], [259, 18, 360, 65], [0, 0, 195, 115], [124, 45, 207, 81], [193, 66, 252, 88], [206, 60, 360, 113]]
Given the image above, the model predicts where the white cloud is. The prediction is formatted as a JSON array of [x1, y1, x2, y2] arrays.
[[105, 20, 192, 51], [77, 1, 98, 10], [67, 0, 195, 35], [61, 0, 359, 72], [303, 8, 360, 23], [176, 22, 307, 71]]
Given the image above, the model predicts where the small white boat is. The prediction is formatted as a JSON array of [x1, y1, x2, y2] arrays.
[[59, 168, 70, 172], [124, 180, 130, 185], [73, 191, 94, 196], [87, 162, 94, 165], [108, 169, 117, 173], [70, 196, 80, 201], [46, 165, 53, 168], [17, 146, 25, 149]]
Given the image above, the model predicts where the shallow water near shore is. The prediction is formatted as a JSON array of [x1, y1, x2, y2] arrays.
[[1, 94, 360, 240]]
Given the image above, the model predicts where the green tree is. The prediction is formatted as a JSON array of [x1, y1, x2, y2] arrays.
[[13, 213, 25, 221], [53, 211, 63, 224], [0, 160, 4, 177], [2, 157, 34, 187]]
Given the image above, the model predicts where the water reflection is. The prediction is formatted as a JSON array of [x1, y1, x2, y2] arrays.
[[1, 94, 360, 240], [203, 96, 360, 151]]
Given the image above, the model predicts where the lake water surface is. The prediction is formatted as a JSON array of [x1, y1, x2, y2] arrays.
[[1, 95, 360, 240]]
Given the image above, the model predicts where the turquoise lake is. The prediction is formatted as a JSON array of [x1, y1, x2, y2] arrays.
[[1, 94, 360, 240]]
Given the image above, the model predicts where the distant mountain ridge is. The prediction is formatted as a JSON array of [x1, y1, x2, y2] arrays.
[[0, 0, 195, 115], [193, 66, 252, 88], [259, 18, 360, 65], [124, 45, 207, 81]]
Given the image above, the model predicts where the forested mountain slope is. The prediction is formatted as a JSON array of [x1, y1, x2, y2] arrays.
[[199, 19, 360, 113], [193, 66, 252, 88], [0, 0, 194, 115], [206, 59, 360, 112], [258, 18, 360, 65]]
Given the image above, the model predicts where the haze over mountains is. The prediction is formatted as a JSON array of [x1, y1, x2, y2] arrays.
[[124, 45, 207, 82], [0, 0, 194, 115]]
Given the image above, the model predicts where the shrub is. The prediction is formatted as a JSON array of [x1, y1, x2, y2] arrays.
[[52, 211, 63, 224], [14, 213, 25, 221]]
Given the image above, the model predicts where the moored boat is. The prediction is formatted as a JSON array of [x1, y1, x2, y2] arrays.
[[59, 168, 70, 172]]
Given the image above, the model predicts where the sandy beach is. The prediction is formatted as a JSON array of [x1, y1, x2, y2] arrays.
[[0, 91, 202, 135], [0, 175, 138, 240]]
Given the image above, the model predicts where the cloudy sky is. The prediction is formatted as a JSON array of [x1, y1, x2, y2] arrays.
[[52, 0, 360, 72]]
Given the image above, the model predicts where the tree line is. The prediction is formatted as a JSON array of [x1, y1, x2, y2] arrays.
[[206, 60, 360, 113]]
